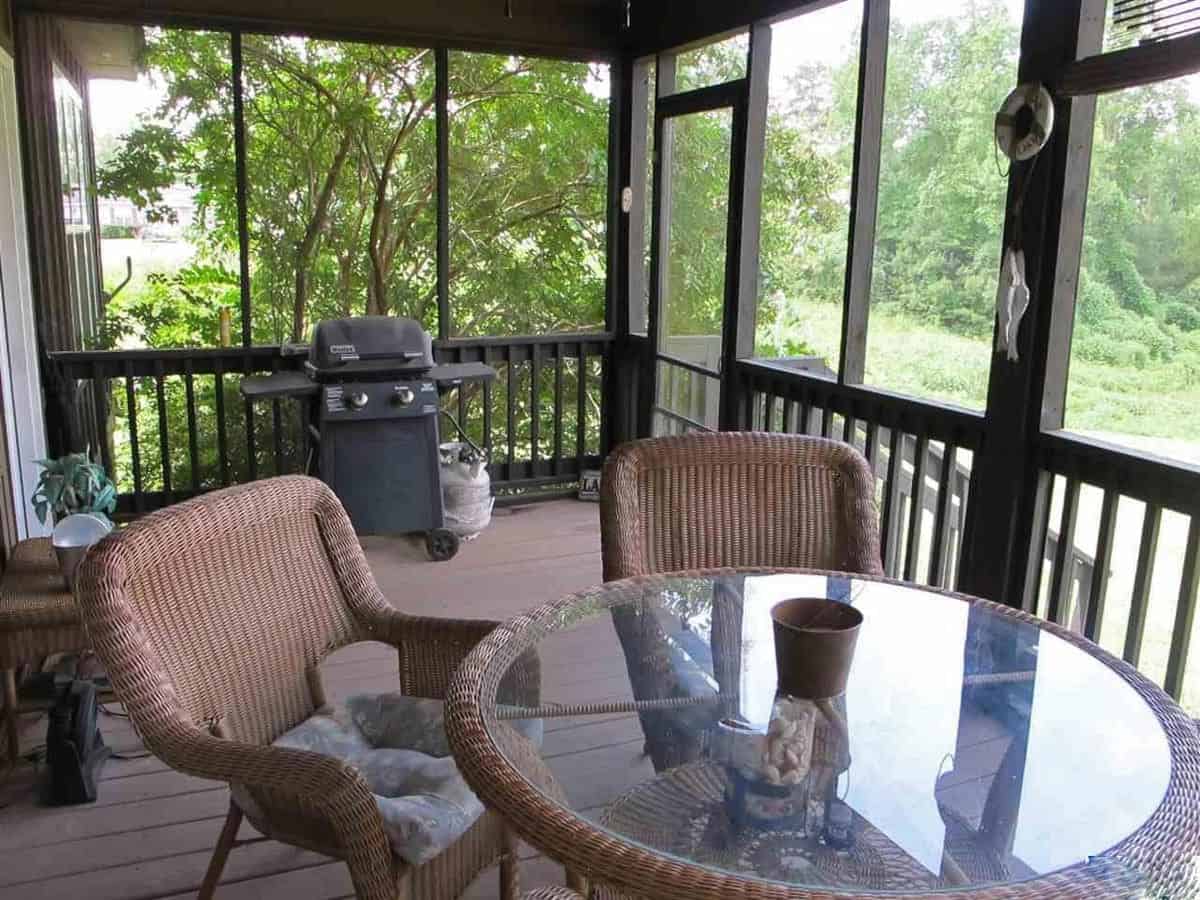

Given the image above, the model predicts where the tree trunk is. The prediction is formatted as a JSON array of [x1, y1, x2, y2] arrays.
[[292, 131, 354, 340]]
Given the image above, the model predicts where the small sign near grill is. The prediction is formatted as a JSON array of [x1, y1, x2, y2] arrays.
[[240, 316, 496, 561]]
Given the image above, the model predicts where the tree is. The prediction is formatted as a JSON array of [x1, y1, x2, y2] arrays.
[[98, 31, 609, 346]]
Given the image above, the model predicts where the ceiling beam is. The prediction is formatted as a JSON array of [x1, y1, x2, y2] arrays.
[[14, 0, 625, 59], [627, 0, 838, 57]]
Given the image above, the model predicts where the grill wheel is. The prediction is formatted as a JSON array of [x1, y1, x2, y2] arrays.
[[426, 528, 461, 562]]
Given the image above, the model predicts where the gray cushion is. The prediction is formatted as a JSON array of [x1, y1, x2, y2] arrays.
[[274, 692, 540, 865]]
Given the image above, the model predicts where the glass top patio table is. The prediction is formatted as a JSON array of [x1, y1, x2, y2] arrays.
[[445, 570, 1200, 898]]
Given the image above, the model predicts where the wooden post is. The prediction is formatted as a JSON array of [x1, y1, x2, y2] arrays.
[[957, 0, 1106, 607]]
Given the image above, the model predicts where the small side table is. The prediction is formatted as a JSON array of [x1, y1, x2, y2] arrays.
[[0, 538, 89, 761]]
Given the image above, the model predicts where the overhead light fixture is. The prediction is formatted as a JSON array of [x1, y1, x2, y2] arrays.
[[623, 0, 631, 29], [505, 0, 513, 18]]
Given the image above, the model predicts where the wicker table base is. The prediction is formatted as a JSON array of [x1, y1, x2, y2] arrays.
[[595, 761, 947, 895]]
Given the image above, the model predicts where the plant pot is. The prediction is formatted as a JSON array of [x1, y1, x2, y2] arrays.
[[771, 597, 863, 701], [52, 513, 112, 592]]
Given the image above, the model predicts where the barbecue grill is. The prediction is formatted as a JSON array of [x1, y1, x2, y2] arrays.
[[241, 316, 495, 561]]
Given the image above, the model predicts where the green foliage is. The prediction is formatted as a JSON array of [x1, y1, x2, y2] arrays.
[[101, 225, 137, 239], [97, 122, 189, 223], [98, 262, 241, 349], [96, 33, 608, 345], [32, 452, 117, 525]]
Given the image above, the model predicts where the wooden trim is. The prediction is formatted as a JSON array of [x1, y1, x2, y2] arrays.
[[628, 0, 842, 58], [1164, 516, 1200, 699], [1124, 502, 1162, 666], [716, 86, 748, 430], [1037, 429, 1200, 512], [643, 52, 674, 437], [1040, 2, 1104, 429], [230, 31, 252, 347], [958, 0, 1100, 608], [737, 358, 986, 447], [14, 0, 623, 61], [435, 47, 450, 341], [654, 78, 745, 118], [731, 22, 769, 363], [1057, 30, 1200, 96], [626, 56, 650, 337], [1046, 476, 1080, 624], [839, 0, 887, 385]]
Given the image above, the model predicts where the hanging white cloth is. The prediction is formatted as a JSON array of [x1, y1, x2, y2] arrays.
[[996, 247, 1029, 362]]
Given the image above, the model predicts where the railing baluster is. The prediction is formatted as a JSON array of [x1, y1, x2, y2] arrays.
[[456, 365, 468, 431], [1083, 489, 1118, 642], [577, 342, 587, 466], [764, 392, 775, 432], [841, 414, 854, 445], [214, 359, 230, 487], [880, 428, 902, 577], [821, 406, 833, 438], [530, 342, 541, 474], [505, 345, 515, 483], [93, 360, 112, 478], [599, 347, 610, 456], [482, 352, 494, 468], [928, 442, 957, 588], [243, 356, 257, 482], [1047, 477, 1081, 626], [124, 360, 143, 514], [903, 433, 929, 583], [154, 360, 172, 505], [864, 420, 879, 473], [781, 396, 793, 433], [184, 359, 200, 493], [554, 343, 564, 477], [1124, 502, 1163, 667], [1164, 516, 1200, 700], [270, 358, 283, 477]]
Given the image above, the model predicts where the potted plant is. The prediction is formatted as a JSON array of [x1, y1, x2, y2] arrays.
[[32, 452, 118, 525]]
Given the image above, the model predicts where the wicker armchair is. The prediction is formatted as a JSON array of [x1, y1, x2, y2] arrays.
[[600, 432, 883, 580], [599, 433, 882, 771], [74, 475, 536, 900]]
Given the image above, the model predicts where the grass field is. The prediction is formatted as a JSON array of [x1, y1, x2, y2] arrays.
[[771, 297, 1200, 448]]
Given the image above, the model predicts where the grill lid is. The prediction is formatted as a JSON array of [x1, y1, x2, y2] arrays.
[[309, 316, 434, 377]]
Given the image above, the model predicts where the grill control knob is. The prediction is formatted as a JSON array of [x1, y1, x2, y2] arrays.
[[393, 386, 415, 406], [346, 391, 369, 410]]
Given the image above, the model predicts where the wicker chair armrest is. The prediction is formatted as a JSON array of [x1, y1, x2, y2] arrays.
[[523, 889, 585, 900], [148, 717, 392, 868], [364, 610, 541, 707], [151, 715, 374, 796]]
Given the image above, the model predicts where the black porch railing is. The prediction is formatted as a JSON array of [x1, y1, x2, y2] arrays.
[[734, 359, 987, 591], [1031, 430, 1200, 703], [48, 333, 613, 515]]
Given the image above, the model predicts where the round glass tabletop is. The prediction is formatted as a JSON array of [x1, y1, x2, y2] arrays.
[[448, 571, 1200, 897]]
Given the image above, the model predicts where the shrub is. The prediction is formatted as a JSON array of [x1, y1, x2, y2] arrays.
[[100, 224, 137, 239]]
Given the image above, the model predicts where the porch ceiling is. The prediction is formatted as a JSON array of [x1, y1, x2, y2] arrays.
[[15, 0, 632, 59], [58, 18, 141, 78]]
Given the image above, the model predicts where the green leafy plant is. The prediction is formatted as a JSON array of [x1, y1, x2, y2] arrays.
[[32, 452, 118, 525]]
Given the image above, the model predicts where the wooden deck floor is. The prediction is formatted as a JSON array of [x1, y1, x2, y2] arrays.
[[0, 499, 613, 900], [0, 499, 1011, 899]]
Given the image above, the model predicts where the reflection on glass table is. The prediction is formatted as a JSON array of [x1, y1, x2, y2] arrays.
[[450, 571, 1199, 898]]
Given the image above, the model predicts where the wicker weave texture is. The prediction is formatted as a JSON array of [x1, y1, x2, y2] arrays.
[[600, 433, 883, 582], [446, 568, 1200, 900], [0, 538, 87, 667], [74, 475, 529, 900]]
